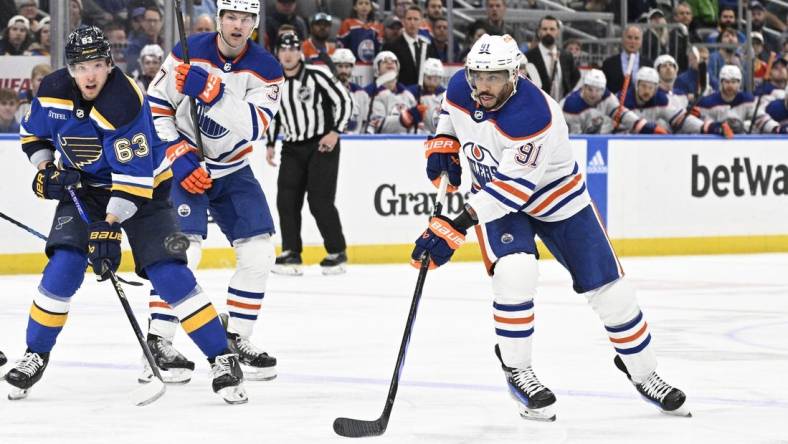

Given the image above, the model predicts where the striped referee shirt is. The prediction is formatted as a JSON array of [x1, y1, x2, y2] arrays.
[[267, 62, 353, 143]]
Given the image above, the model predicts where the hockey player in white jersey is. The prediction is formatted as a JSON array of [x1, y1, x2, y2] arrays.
[[332, 48, 369, 134], [694, 65, 785, 134], [654, 54, 689, 109], [560, 69, 666, 135], [764, 86, 788, 130], [412, 34, 690, 421], [142, 0, 283, 383], [406, 58, 447, 134], [626, 67, 734, 137], [365, 51, 421, 134]]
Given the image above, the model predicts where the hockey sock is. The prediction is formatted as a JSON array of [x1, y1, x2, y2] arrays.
[[226, 235, 274, 338], [27, 248, 87, 353], [147, 261, 227, 359], [148, 290, 178, 340], [493, 299, 535, 369]]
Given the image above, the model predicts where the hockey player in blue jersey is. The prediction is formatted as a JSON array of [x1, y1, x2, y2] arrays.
[[411, 34, 690, 421], [143, 0, 283, 383], [6, 25, 247, 404]]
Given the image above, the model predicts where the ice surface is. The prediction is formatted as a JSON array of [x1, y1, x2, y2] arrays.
[[1, 254, 787, 443]]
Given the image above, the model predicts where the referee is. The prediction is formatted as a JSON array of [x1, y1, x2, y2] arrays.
[[267, 33, 353, 276]]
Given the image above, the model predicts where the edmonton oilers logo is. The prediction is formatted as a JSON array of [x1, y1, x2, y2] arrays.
[[358, 39, 376, 63], [197, 103, 229, 139], [468, 143, 485, 162]]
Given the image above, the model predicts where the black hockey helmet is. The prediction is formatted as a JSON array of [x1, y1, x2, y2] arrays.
[[276, 32, 301, 51], [65, 25, 112, 66]]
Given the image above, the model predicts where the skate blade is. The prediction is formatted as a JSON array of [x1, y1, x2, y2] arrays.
[[517, 402, 557, 422], [138, 367, 193, 385], [7, 387, 30, 401], [661, 404, 692, 418], [217, 385, 249, 405], [321, 264, 346, 275], [272, 265, 303, 276], [242, 364, 277, 381]]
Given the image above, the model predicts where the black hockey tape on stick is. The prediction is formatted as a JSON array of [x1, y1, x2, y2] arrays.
[[332, 173, 450, 438]]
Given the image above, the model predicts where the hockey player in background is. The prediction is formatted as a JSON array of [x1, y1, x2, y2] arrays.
[[332, 48, 370, 134], [143, 0, 282, 383], [366, 50, 421, 134], [764, 86, 788, 131], [406, 57, 446, 134], [560, 69, 666, 135], [693, 65, 785, 134], [411, 34, 690, 421], [626, 67, 735, 137], [8, 25, 247, 404], [653, 54, 689, 109]]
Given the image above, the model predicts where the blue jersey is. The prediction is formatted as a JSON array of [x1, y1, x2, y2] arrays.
[[20, 67, 170, 206]]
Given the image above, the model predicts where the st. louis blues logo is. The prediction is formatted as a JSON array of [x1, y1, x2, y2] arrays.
[[58, 135, 102, 168], [55, 216, 73, 230], [196, 103, 230, 139]]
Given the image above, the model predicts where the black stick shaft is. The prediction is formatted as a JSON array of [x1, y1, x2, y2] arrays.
[[0, 211, 47, 241], [174, 0, 206, 161]]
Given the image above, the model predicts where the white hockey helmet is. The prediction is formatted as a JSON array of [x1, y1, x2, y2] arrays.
[[637, 66, 659, 85], [373, 50, 399, 76], [465, 34, 522, 105], [216, 0, 260, 30], [422, 58, 444, 78], [720, 64, 742, 82], [654, 54, 677, 71], [583, 69, 607, 89], [331, 48, 356, 65], [139, 44, 164, 63]]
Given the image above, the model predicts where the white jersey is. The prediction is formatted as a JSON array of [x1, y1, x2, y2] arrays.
[[407, 84, 446, 135], [147, 32, 283, 179], [695, 91, 780, 134], [437, 71, 590, 224], [560, 89, 646, 134], [624, 88, 706, 134], [343, 82, 369, 134], [366, 82, 418, 134]]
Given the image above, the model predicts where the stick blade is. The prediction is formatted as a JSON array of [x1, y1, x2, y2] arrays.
[[131, 377, 166, 406], [333, 417, 387, 438]]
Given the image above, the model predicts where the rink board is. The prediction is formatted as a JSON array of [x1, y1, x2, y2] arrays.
[[0, 134, 786, 273]]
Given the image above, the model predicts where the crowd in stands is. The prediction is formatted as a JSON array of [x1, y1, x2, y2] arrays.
[[0, 0, 786, 134]]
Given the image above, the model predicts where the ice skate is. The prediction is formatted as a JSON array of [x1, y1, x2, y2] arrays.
[[495, 345, 557, 421], [138, 334, 195, 385], [614, 355, 691, 417], [6, 350, 49, 401], [0, 350, 8, 380], [272, 250, 303, 276], [210, 353, 248, 404], [220, 313, 277, 381], [320, 251, 347, 275]]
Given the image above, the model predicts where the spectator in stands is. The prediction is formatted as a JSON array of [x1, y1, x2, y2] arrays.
[[382, 15, 402, 46], [192, 0, 217, 19], [332, 48, 370, 134], [754, 59, 787, 100], [25, 15, 48, 55], [458, 21, 493, 62], [304, 12, 336, 64], [193, 14, 215, 33], [708, 27, 742, 87], [0, 88, 20, 133], [431, 16, 459, 63], [365, 50, 420, 133], [104, 21, 128, 73], [675, 46, 716, 101], [601, 25, 653, 94], [125, 6, 164, 76], [69, 0, 83, 32], [80, 0, 114, 28], [265, 0, 308, 50], [0, 15, 32, 55], [668, 1, 701, 72], [337, 0, 382, 64], [134, 43, 163, 91], [393, 0, 411, 20], [642, 9, 669, 64], [15, 62, 50, 122], [15, 0, 45, 31], [0, 0, 17, 31], [751, 1, 780, 53], [126, 5, 145, 37], [525, 15, 580, 102], [705, 6, 745, 44], [471, 0, 529, 47], [560, 69, 665, 134], [424, 0, 443, 34], [382, 5, 437, 86], [684, 0, 717, 27]]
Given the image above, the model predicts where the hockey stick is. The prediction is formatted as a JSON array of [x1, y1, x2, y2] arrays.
[[748, 51, 776, 134], [612, 53, 636, 131], [0, 211, 47, 241], [174, 0, 206, 161], [65, 187, 166, 406], [333, 173, 449, 438]]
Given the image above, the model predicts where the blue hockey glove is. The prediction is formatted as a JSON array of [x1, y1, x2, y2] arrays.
[[400, 104, 426, 128], [424, 136, 461, 192], [32, 163, 81, 201], [88, 221, 122, 280], [175, 63, 224, 106], [411, 215, 466, 269]]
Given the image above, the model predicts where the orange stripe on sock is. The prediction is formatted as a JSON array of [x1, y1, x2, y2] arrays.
[[494, 314, 534, 324], [609, 322, 648, 344], [227, 300, 261, 310]]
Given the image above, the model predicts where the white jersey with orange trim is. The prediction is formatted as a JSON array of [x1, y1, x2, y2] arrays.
[[560, 89, 645, 135], [437, 71, 591, 224], [147, 32, 283, 179]]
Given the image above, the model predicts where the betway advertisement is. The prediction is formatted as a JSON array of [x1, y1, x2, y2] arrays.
[[606, 137, 788, 238]]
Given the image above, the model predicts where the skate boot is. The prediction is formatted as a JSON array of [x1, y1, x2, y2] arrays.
[[320, 251, 347, 275], [0, 350, 7, 380], [272, 250, 303, 276], [210, 352, 248, 404], [495, 345, 557, 421], [138, 334, 195, 385], [6, 350, 50, 401], [614, 355, 691, 417], [220, 313, 277, 381]]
